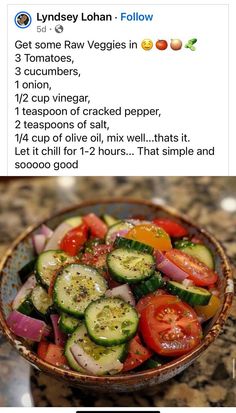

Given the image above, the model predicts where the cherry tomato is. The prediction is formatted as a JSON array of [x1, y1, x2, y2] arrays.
[[156, 40, 168, 50], [140, 296, 202, 356], [122, 335, 153, 372], [60, 223, 88, 256], [153, 218, 188, 238], [165, 249, 218, 286], [136, 290, 169, 313], [126, 224, 172, 251], [83, 213, 107, 238], [195, 295, 221, 321]]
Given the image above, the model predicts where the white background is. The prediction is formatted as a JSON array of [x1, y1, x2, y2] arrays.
[[0, 1, 235, 176]]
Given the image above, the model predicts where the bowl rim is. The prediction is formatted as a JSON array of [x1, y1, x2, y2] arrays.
[[0, 197, 234, 385]]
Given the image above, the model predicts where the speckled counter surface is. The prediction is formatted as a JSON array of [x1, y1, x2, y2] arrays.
[[0, 177, 235, 407]]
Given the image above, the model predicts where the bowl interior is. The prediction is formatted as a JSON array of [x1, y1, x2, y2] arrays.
[[0, 199, 233, 389]]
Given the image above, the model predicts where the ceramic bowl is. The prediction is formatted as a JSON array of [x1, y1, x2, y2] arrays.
[[0, 199, 234, 392]]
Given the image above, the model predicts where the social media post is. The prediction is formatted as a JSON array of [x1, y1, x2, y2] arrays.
[[0, 176, 235, 409], [6, 4, 229, 176]]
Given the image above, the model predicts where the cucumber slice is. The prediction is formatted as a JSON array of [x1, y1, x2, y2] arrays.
[[31, 285, 53, 315], [53, 264, 107, 317], [18, 259, 37, 283], [65, 323, 126, 375], [65, 333, 86, 373], [166, 281, 211, 306], [17, 298, 34, 316], [12, 275, 36, 315], [65, 216, 82, 227], [114, 237, 153, 254], [140, 355, 164, 370], [175, 242, 214, 270], [105, 221, 134, 244], [59, 312, 80, 334], [174, 239, 194, 249], [36, 250, 76, 288], [102, 214, 119, 227], [85, 297, 139, 346], [107, 248, 155, 284], [133, 272, 165, 299]]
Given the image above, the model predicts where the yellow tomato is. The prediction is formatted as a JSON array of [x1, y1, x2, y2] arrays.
[[126, 224, 172, 251], [195, 295, 221, 321]]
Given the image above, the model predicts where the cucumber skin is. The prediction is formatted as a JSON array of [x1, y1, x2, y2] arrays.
[[133, 272, 165, 299], [114, 237, 153, 254], [140, 358, 163, 370], [35, 250, 66, 290], [31, 285, 53, 316], [18, 259, 37, 283], [17, 298, 34, 315], [175, 241, 215, 270], [107, 249, 155, 284], [84, 298, 139, 347], [65, 339, 85, 373], [105, 221, 134, 244], [59, 314, 80, 334], [166, 281, 211, 306]]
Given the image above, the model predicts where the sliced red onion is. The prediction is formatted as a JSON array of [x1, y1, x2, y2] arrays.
[[127, 219, 151, 226], [33, 234, 47, 254], [50, 314, 67, 346], [12, 275, 36, 310], [182, 278, 194, 288], [197, 316, 205, 324], [211, 289, 220, 297], [155, 250, 188, 282], [70, 344, 123, 376], [106, 284, 135, 306], [109, 228, 131, 244], [43, 325, 52, 338], [44, 222, 72, 251], [40, 224, 53, 239], [7, 311, 48, 342]]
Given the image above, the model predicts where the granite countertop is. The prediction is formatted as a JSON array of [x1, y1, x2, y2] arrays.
[[0, 177, 235, 407]]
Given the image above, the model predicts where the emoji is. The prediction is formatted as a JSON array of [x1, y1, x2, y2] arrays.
[[170, 39, 182, 50], [141, 39, 153, 51], [185, 38, 197, 51], [155, 40, 168, 50]]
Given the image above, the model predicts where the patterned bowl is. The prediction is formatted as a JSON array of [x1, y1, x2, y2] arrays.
[[0, 199, 234, 392]]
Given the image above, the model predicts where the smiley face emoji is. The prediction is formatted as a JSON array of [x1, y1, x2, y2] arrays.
[[141, 39, 153, 51]]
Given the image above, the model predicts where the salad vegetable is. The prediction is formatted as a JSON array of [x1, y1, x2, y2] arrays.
[[7, 212, 221, 375]]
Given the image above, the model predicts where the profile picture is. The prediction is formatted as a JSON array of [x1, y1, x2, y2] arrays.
[[14, 11, 32, 29]]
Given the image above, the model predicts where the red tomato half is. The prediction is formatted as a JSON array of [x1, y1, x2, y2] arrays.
[[60, 223, 88, 256], [122, 335, 153, 372], [136, 290, 168, 313], [165, 249, 218, 286], [153, 218, 188, 238], [140, 297, 202, 357], [83, 213, 107, 238]]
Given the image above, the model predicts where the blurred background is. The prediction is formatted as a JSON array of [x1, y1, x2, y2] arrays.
[[0, 176, 235, 407]]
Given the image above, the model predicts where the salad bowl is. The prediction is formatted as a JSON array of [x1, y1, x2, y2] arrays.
[[0, 198, 234, 392]]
